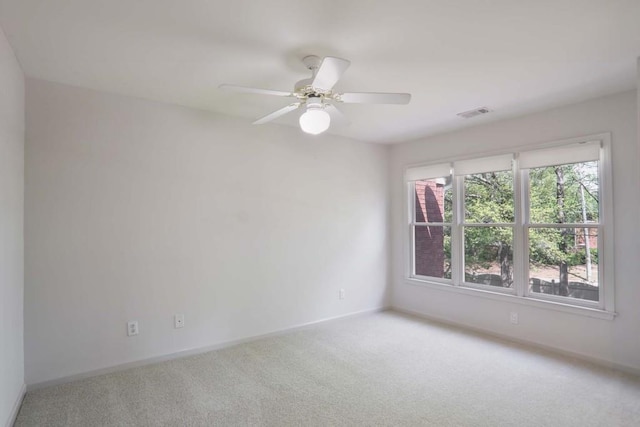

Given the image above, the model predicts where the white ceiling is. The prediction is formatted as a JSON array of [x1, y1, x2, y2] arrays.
[[1, 0, 638, 143]]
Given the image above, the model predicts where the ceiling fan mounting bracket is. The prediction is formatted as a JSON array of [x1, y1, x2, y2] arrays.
[[302, 55, 322, 71]]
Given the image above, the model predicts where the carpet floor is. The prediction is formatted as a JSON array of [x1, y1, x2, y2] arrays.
[[15, 311, 640, 426]]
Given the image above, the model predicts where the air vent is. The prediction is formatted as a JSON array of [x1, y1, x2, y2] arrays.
[[457, 107, 491, 119]]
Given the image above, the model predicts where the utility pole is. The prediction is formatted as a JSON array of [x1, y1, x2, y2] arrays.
[[580, 185, 592, 282]]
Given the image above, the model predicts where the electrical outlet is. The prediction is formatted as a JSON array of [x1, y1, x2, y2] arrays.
[[339, 289, 345, 300], [174, 314, 185, 329], [127, 321, 139, 336], [509, 312, 519, 324]]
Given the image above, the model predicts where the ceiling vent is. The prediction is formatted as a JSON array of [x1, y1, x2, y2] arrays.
[[457, 107, 491, 119]]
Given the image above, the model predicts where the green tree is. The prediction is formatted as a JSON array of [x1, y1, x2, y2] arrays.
[[464, 171, 514, 286], [529, 162, 598, 289], [463, 161, 598, 289]]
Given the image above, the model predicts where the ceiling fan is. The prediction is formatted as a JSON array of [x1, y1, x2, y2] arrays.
[[219, 55, 411, 135]]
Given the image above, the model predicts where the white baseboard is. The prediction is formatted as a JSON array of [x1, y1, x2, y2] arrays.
[[5, 383, 26, 427], [28, 306, 390, 391], [391, 306, 640, 377]]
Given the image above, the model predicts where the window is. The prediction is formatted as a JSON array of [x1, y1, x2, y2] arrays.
[[405, 135, 613, 315], [522, 141, 603, 305], [457, 154, 514, 291], [407, 164, 452, 282]]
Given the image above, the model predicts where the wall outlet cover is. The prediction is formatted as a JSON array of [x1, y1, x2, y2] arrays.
[[174, 314, 185, 329], [127, 321, 139, 336], [509, 312, 519, 324]]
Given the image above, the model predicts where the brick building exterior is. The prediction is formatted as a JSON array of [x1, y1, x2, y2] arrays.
[[414, 179, 446, 277]]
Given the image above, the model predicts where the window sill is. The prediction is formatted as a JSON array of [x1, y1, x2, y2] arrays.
[[404, 277, 616, 321]]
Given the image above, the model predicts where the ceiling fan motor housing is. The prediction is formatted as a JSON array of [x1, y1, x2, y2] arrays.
[[305, 96, 324, 110], [294, 78, 314, 93]]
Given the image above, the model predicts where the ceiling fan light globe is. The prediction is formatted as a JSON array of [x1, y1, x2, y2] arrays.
[[299, 108, 330, 135]]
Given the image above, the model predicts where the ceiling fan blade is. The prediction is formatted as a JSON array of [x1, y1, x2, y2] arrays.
[[339, 92, 411, 104], [219, 84, 294, 97], [324, 104, 350, 127], [311, 57, 351, 90], [253, 103, 300, 125]]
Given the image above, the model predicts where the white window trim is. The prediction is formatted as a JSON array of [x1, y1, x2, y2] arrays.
[[403, 133, 616, 320]]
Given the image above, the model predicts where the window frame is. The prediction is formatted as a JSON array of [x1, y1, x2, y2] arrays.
[[403, 133, 615, 319], [408, 172, 453, 285], [458, 161, 516, 295], [521, 146, 607, 311]]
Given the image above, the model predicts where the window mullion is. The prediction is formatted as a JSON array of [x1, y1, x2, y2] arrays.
[[407, 182, 415, 278], [514, 161, 528, 297], [410, 225, 416, 277], [451, 174, 464, 286], [596, 224, 604, 310], [408, 181, 415, 225]]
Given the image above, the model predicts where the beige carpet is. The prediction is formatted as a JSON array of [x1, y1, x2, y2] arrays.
[[16, 311, 640, 426]]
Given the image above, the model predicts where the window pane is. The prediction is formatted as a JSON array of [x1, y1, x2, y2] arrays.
[[414, 177, 452, 223], [529, 161, 599, 224], [529, 227, 599, 302], [464, 226, 513, 287], [464, 171, 513, 223], [414, 225, 451, 279]]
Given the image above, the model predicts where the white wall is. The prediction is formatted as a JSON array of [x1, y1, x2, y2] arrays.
[[0, 24, 24, 426], [390, 91, 640, 372], [25, 79, 390, 386]]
